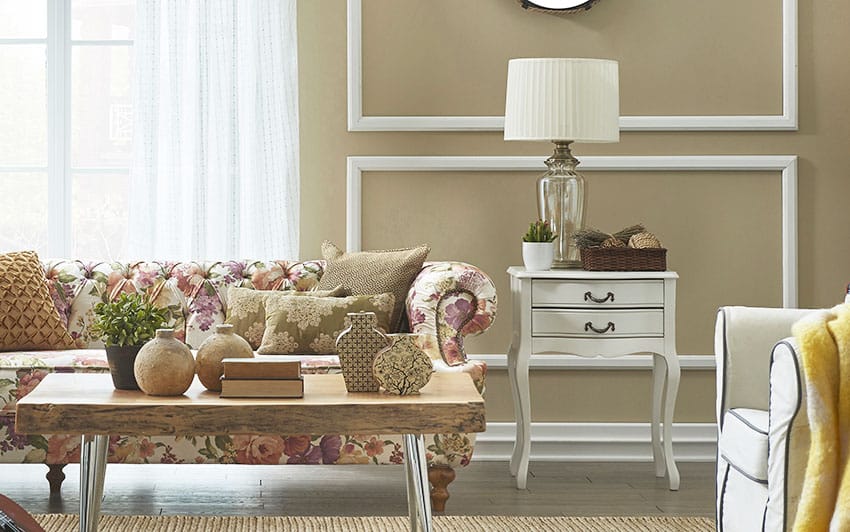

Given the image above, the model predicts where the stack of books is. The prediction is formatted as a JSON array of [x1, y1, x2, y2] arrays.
[[219, 358, 304, 398]]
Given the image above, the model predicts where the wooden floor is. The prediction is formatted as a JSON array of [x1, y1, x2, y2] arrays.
[[1, 461, 716, 518]]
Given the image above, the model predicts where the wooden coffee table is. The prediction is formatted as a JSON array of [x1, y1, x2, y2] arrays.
[[15, 373, 485, 532]]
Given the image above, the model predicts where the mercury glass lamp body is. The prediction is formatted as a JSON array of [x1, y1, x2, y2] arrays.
[[538, 141, 586, 268]]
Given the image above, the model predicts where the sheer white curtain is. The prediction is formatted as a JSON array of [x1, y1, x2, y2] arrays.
[[130, 0, 299, 260]]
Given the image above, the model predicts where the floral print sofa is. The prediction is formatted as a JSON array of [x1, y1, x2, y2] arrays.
[[0, 259, 496, 511]]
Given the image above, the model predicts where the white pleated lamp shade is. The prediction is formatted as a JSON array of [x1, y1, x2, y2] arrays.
[[504, 58, 620, 143]]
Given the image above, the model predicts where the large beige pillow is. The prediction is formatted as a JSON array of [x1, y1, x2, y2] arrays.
[[315, 241, 429, 332], [257, 293, 394, 355], [225, 286, 348, 349], [0, 251, 75, 351]]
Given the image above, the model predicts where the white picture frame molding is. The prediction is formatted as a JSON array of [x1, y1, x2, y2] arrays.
[[346, 155, 798, 370], [347, 0, 798, 132]]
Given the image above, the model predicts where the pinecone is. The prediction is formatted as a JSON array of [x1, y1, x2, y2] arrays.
[[601, 236, 626, 248], [628, 232, 662, 249]]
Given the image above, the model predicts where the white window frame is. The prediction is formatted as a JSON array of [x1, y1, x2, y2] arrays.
[[0, 0, 132, 257]]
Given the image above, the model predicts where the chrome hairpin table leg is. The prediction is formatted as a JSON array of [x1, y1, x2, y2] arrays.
[[403, 434, 433, 532], [79, 434, 108, 532]]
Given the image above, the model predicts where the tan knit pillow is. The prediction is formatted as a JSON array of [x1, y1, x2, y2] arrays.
[[315, 241, 430, 332], [225, 285, 348, 349], [0, 251, 75, 351]]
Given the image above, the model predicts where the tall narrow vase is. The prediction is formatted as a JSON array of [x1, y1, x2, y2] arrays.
[[335, 312, 391, 392]]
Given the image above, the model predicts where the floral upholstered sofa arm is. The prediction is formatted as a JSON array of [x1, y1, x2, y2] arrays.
[[406, 262, 497, 367]]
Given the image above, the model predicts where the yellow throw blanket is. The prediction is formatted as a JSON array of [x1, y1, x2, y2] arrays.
[[792, 304, 850, 531]]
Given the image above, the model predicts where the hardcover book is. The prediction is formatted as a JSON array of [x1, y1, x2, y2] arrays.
[[219, 377, 304, 398], [221, 358, 302, 380]]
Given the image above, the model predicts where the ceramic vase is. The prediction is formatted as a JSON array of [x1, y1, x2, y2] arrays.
[[134, 329, 195, 396], [105, 345, 142, 390], [196, 324, 255, 391], [373, 334, 433, 395], [522, 241, 554, 271], [335, 312, 391, 392]]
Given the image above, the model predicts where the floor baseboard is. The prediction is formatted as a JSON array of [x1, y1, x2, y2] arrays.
[[473, 422, 717, 462]]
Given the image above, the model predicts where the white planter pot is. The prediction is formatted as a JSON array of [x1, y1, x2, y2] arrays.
[[522, 241, 555, 271]]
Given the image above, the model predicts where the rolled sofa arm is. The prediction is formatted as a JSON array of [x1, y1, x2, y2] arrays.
[[406, 262, 497, 366], [766, 338, 808, 531]]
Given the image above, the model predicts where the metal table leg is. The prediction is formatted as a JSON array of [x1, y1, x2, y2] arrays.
[[79, 434, 108, 532], [403, 434, 433, 532]]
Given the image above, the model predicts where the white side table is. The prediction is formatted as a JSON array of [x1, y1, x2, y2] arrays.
[[506, 267, 681, 490]]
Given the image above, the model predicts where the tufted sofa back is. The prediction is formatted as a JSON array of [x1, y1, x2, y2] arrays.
[[43, 260, 327, 349]]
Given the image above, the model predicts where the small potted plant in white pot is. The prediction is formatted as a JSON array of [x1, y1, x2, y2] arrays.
[[522, 220, 556, 271]]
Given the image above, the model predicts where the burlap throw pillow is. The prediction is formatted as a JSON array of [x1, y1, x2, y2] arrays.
[[257, 293, 395, 355], [0, 251, 75, 351], [225, 285, 348, 349], [315, 241, 429, 332]]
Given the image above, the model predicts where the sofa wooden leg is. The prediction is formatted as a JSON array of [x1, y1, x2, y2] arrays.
[[428, 464, 455, 513], [46, 464, 66, 495]]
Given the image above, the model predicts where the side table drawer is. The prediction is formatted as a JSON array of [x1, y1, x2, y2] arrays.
[[532, 309, 664, 337], [532, 280, 663, 308]]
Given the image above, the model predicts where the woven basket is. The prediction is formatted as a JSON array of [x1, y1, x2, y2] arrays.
[[580, 247, 667, 271]]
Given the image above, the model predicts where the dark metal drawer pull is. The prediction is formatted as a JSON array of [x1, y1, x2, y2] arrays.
[[585, 321, 615, 334], [584, 291, 615, 304]]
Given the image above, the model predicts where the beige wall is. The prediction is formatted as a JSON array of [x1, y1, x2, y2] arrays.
[[298, 0, 850, 423]]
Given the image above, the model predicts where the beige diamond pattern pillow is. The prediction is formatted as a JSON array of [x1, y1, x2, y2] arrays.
[[315, 241, 429, 332], [0, 251, 75, 351]]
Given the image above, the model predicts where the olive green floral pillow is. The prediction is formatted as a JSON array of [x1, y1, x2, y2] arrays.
[[225, 286, 347, 349], [258, 293, 395, 355]]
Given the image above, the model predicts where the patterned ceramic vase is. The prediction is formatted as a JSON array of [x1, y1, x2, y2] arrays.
[[134, 329, 196, 396], [196, 324, 255, 391], [373, 334, 434, 395], [335, 312, 391, 392]]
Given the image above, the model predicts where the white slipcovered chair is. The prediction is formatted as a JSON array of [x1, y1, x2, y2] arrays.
[[715, 306, 814, 531]]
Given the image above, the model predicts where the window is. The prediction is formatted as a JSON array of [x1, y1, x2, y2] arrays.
[[0, 0, 134, 259]]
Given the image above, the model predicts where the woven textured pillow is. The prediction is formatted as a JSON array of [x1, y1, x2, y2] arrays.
[[0, 251, 75, 351], [315, 241, 429, 332], [257, 293, 394, 355], [225, 285, 348, 349]]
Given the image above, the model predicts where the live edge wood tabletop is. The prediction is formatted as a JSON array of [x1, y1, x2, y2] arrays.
[[14, 373, 486, 437], [15, 373, 485, 532]]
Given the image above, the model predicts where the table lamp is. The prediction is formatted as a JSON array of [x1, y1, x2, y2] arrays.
[[504, 58, 620, 268]]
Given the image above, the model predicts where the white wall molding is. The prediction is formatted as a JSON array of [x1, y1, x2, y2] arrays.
[[470, 353, 715, 371], [347, 0, 797, 132], [474, 422, 717, 462], [347, 155, 798, 308]]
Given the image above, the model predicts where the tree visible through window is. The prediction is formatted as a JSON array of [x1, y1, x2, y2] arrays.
[[0, 0, 134, 259]]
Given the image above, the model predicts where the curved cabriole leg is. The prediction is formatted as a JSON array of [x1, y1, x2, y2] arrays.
[[428, 464, 456, 512], [46, 464, 66, 495]]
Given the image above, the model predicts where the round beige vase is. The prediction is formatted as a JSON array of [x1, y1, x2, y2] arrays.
[[196, 324, 254, 391], [373, 334, 433, 395], [134, 329, 196, 396]]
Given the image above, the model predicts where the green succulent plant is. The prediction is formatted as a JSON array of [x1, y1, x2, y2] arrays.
[[522, 220, 557, 243], [91, 292, 170, 347]]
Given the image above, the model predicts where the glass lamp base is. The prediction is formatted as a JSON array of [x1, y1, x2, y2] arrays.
[[552, 259, 583, 269]]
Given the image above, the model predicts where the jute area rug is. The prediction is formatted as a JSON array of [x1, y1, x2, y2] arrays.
[[36, 514, 714, 531]]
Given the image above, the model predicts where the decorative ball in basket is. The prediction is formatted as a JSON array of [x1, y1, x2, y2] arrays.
[[572, 224, 667, 271]]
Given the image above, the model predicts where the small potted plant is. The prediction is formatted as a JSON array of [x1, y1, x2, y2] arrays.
[[91, 292, 170, 390], [522, 220, 557, 271]]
